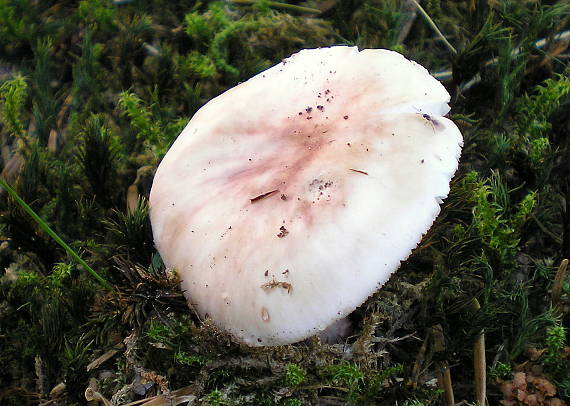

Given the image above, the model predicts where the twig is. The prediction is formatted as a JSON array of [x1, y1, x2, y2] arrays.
[[87, 346, 123, 372], [432, 325, 455, 406], [551, 259, 568, 316], [127, 184, 140, 215], [438, 365, 455, 406], [471, 298, 486, 406], [49, 383, 66, 399], [123, 385, 197, 406], [349, 168, 368, 175], [35, 356, 45, 396], [85, 379, 112, 406], [250, 189, 278, 203], [371, 332, 419, 343], [410, 0, 457, 55], [409, 330, 429, 389], [85, 388, 112, 406]]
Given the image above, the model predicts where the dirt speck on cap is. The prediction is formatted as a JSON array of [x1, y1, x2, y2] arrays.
[[277, 226, 289, 238]]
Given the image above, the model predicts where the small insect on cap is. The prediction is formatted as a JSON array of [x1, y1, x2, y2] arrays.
[[149, 46, 463, 346]]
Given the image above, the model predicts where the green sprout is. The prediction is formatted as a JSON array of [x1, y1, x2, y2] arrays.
[[0, 178, 112, 290]]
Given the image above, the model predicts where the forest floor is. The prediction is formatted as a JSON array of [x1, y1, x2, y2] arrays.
[[0, 0, 569, 405]]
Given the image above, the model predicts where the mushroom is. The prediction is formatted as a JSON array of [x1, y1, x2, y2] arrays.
[[149, 46, 463, 346]]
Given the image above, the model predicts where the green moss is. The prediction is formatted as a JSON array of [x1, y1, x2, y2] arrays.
[[284, 363, 306, 387], [517, 72, 570, 170], [0, 0, 33, 45], [207, 389, 225, 406], [489, 361, 511, 380], [543, 325, 568, 377], [174, 351, 208, 366], [118, 89, 186, 158], [78, 0, 117, 30], [182, 51, 218, 79], [282, 399, 301, 406], [0, 75, 27, 139]]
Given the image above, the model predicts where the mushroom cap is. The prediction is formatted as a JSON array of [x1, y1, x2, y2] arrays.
[[149, 46, 463, 346]]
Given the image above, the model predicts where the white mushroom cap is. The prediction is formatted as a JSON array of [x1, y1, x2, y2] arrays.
[[149, 46, 463, 346]]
